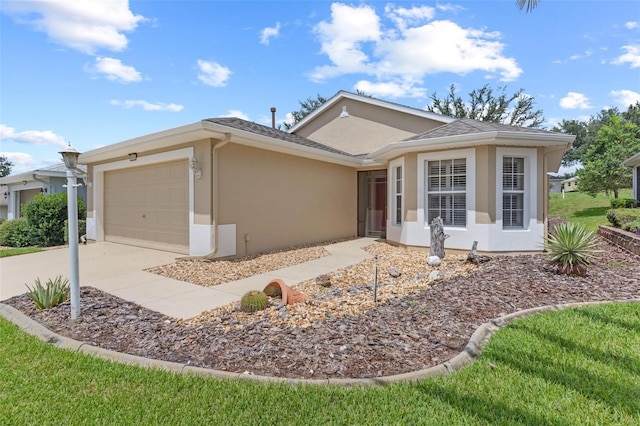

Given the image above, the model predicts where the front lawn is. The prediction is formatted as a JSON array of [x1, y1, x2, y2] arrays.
[[1, 302, 638, 425], [549, 188, 632, 231], [0, 247, 44, 258]]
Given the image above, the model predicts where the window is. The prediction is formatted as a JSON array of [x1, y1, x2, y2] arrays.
[[393, 165, 403, 225], [502, 156, 524, 228], [427, 158, 466, 226]]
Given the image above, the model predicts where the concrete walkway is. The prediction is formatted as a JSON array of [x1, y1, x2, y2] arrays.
[[1, 238, 375, 319]]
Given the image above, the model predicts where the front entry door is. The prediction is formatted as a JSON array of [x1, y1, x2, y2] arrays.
[[358, 170, 387, 238]]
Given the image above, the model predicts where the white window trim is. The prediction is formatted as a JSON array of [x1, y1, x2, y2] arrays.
[[389, 158, 404, 226], [496, 147, 537, 231], [418, 148, 475, 230]]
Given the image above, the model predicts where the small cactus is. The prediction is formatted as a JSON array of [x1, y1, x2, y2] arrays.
[[240, 290, 268, 313]]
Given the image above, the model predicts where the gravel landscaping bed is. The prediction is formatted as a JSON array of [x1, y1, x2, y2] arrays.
[[5, 237, 640, 380]]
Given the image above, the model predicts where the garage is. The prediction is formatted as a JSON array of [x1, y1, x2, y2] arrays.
[[104, 160, 189, 253]]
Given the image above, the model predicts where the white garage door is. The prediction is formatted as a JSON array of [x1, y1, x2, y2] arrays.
[[104, 160, 189, 254]]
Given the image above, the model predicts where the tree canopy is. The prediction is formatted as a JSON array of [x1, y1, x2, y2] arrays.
[[516, 0, 539, 12], [426, 84, 545, 128], [576, 115, 640, 198], [0, 155, 13, 178], [283, 94, 328, 130]]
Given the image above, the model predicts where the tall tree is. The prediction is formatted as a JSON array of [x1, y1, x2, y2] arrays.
[[577, 115, 640, 198], [283, 94, 328, 130], [426, 84, 545, 128], [516, 0, 539, 12], [0, 155, 13, 178], [554, 107, 622, 166]]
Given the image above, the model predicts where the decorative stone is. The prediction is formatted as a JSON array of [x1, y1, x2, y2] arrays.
[[316, 274, 331, 287], [427, 255, 441, 267], [388, 267, 401, 278], [428, 270, 441, 280]]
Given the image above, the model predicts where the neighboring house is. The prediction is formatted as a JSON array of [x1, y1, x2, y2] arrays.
[[548, 176, 564, 194], [562, 176, 579, 193], [0, 163, 88, 220], [623, 152, 640, 201], [0, 185, 8, 220], [79, 91, 574, 256]]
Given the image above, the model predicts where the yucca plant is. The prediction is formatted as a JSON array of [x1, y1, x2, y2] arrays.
[[25, 276, 70, 309], [544, 222, 600, 277]]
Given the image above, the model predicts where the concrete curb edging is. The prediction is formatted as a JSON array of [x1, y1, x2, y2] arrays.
[[2, 298, 639, 386]]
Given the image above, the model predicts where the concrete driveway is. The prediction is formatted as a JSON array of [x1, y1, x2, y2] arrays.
[[0, 242, 219, 317], [1, 239, 375, 319]]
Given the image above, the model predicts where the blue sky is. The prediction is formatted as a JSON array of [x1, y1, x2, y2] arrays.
[[1, 0, 639, 175]]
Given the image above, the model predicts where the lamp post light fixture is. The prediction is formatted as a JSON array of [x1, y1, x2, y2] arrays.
[[59, 143, 82, 319]]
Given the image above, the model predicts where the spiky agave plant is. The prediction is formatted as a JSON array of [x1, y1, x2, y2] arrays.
[[25, 276, 70, 309], [544, 222, 600, 276]]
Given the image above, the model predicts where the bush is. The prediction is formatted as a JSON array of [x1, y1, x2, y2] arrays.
[[22, 192, 86, 247], [544, 222, 600, 276], [0, 218, 35, 247], [240, 290, 268, 313], [606, 208, 640, 228], [622, 221, 640, 234], [64, 219, 87, 244], [25, 276, 70, 309], [610, 198, 639, 209]]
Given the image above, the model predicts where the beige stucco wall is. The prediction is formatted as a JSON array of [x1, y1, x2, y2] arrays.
[[295, 99, 444, 155], [217, 143, 357, 255]]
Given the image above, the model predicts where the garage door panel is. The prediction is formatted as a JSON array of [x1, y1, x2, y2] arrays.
[[104, 160, 189, 253]]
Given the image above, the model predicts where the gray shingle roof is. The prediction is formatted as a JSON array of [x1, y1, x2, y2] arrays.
[[205, 117, 356, 157], [403, 118, 554, 141]]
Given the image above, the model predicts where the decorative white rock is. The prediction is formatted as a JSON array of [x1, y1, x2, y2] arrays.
[[427, 255, 441, 267]]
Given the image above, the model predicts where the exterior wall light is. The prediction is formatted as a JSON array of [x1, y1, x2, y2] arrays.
[[129, 153, 138, 161]]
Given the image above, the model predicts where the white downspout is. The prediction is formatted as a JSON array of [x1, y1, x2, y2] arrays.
[[204, 133, 231, 259]]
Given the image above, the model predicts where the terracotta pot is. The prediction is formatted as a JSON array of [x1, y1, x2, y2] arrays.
[[263, 279, 310, 305]]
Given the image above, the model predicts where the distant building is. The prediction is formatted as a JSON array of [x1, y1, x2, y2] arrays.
[[549, 177, 564, 194], [561, 176, 579, 193]]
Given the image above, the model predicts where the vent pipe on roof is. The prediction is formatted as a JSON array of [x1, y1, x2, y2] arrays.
[[270, 107, 276, 129]]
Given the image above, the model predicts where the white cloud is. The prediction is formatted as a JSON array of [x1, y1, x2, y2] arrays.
[[610, 89, 640, 107], [0, 152, 38, 174], [2, 0, 145, 54], [625, 21, 639, 30], [559, 92, 592, 110], [0, 124, 67, 148], [87, 57, 142, 83], [309, 3, 521, 92], [354, 79, 426, 99], [260, 22, 281, 45], [110, 100, 183, 112], [197, 60, 232, 87], [612, 45, 640, 68], [222, 110, 250, 120]]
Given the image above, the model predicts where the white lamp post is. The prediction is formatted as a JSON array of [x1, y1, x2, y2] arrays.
[[59, 143, 81, 319]]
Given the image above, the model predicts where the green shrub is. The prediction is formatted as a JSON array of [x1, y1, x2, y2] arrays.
[[0, 218, 35, 247], [610, 198, 639, 209], [25, 276, 70, 309], [606, 208, 640, 228], [22, 192, 86, 247], [64, 219, 87, 244], [240, 290, 268, 313], [544, 222, 600, 276], [622, 221, 640, 234]]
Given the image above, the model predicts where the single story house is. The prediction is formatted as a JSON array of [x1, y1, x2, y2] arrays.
[[0, 185, 8, 220], [561, 176, 579, 193], [548, 176, 564, 194], [623, 152, 640, 201], [0, 163, 88, 220], [79, 91, 573, 256]]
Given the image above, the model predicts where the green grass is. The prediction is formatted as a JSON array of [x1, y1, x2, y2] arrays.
[[549, 188, 633, 231], [0, 246, 44, 258], [2, 302, 639, 425]]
